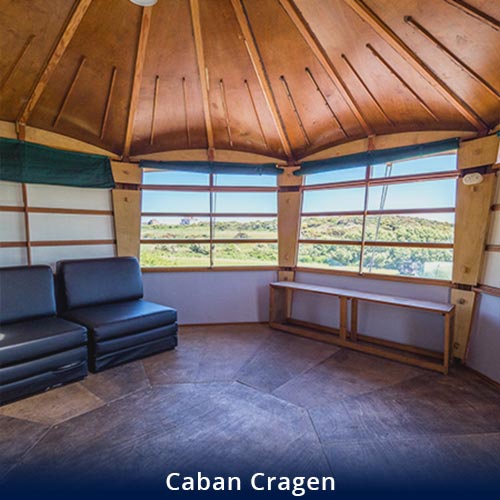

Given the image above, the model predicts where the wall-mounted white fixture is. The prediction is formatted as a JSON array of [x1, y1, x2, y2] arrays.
[[462, 172, 484, 186], [130, 0, 157, 6]]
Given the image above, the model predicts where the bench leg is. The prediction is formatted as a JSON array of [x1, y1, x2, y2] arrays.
[[350, 298, 358, 342], [443, 311, 453, 375], [270, 287, 287, 324], [285, 288, 294, 320], [340, 296, 348, 341]]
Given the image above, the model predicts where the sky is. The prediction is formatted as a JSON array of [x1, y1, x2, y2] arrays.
[[142, 154, 457, 223]]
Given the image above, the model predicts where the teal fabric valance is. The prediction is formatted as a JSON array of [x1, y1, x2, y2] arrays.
[[296, 138, 459, 176], [140, 160, 284, 176], [0, 138, 115, 188]]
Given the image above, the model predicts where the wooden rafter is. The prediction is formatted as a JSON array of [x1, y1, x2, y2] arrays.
[[230, 0, 293, 160], [278, 0, 372, 135], [190, 0, 215, 157], [17, 0, 93, 126], [123, 6, 152, 159], [0, 34, 35, 91], [344, 0, 488, 132]]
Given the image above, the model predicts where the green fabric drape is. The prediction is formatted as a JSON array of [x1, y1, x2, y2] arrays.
[[140, 160, 284, 176], [0, 138, 115, 188], [296, 138, 459, 176]]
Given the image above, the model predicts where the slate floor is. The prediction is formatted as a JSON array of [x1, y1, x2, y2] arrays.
[[1, 324, 500, 491]]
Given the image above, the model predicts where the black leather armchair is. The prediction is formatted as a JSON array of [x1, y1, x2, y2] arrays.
[[0, 266, 88, 405], [57, 257, 178, 372]]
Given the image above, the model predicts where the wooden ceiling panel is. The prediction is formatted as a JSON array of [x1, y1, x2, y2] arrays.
[[361, 0, 500, 128], [2, 0, 499, 158], [243, 0, 366, 158], [131, 0, 208, 155], [0, 0, 75, 121], [294, 0, 477, 135], [200, 0, 285, 157], [29, 0, 142, 154]]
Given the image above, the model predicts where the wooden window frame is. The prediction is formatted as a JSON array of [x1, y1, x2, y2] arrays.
[[298, 160, 458, 283], [140, 172, 279, 270]]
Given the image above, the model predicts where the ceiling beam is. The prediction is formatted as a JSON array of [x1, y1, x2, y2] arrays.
[[343, 0, 488, 132], [278, 0, 372, 135], [17, 0, 93, 126], [123, 6, 152, 159], [189, 0, 215, 158], [230, 0, 294, 161]]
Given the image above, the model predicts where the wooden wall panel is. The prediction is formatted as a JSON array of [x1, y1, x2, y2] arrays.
[[458, 135, 499, 170], [112, 189, 141, 259], [111, 161, 142, 185], [451, 288, 477, 360], [452, 173, 496, 285]]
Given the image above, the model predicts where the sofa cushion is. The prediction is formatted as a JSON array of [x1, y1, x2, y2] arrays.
[[63, 300, 177, 342], [57, 257, 143, 310], [0, 265, 56, 324], [0, 347, 87, 386], [0, 317, 87, 366]]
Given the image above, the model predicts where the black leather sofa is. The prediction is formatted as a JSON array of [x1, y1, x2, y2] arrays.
[[0, 266, 88, 405], [57, 257, 177, 372]]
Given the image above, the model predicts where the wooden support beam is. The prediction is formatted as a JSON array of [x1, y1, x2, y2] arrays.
[[278, 166, 303, 268], [111, 161, 142, 185], [279, 0, 372, 135], [341, 54, 395, 126], [305, 67, 348, 138], [405, 16, 500, 99], [100, 66, 117, 140], [112, 189, 141, 259], [123, 6, 152, 159], [219, 79, 233, 147], [344, 0, 488, 132], [279, 75, 310, 147], [190, 0, 214, 158], [230, 0, 293, 160], [21, 184, 32, 265], [367, 43, 439, 122], [453, 172, 496, 285], [181, 77, 192, 148], [149, 75, 160, 145], [17, 0, 92, 125], [53, 56, 86, 127]]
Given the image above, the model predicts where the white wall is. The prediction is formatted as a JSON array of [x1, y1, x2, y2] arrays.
[[0, 181, 116, 269], [294, 272, 451, 352], [467, 293, 500, 383], [142, 270, 277, 324], [143, 269, 450, 353]]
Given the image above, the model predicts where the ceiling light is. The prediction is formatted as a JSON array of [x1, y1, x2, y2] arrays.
[[130, 0, 158, 6]]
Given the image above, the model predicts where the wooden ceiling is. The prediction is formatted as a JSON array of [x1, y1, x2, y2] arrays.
[[1, 0, 499, 162]]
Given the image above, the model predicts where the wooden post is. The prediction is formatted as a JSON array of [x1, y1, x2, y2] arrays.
[[451, 134, 499, 361], [269, 286, 287, 323], [278, 166, 303, 283], [111, 162, 143, 260]]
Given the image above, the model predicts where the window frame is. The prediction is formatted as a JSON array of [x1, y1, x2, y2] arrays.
[[140, 172, 279, 270], [297, 154, 458, 283]]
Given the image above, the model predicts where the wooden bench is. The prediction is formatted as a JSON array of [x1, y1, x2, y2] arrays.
[[269, 281, 455, 374]]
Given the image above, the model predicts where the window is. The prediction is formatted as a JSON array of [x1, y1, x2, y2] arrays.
[[140, 171, 278, 268], [298, 153, 457, 281]]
